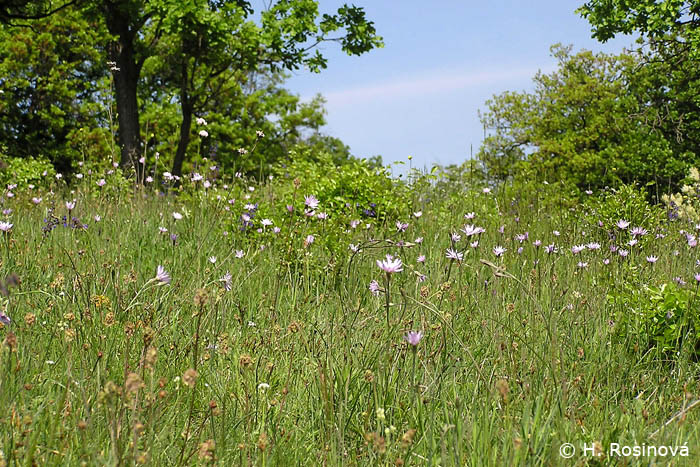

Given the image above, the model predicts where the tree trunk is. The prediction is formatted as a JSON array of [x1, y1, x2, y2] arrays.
[[172, 100, 193, 178], [105, 3, 143, 180]]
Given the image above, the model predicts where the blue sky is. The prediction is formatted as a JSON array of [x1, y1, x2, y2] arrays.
[[277, 1, 636, 171]]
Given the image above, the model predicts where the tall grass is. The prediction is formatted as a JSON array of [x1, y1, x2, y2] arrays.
[[0, 173, 699, 465]]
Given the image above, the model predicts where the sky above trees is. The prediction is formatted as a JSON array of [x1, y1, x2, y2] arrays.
[[283, 0, 636, 171]]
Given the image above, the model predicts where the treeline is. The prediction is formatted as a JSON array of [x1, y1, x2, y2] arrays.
[[476, 2, 700, 195], [0, 1, 382, 180]]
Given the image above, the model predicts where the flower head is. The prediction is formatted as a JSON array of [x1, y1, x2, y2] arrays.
[[493, 246, 506, 257], [220, 272, 232, 291], [377, 254, 403, 273], [155, 265, 171, 285], [304, 195, 319, 210], [616, 220, 630, 230], [446, 248, 463, 261], [0, 221, 13, 232], [404, 331, 423, 346]]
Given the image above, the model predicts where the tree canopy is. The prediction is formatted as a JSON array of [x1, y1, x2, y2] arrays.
[[0, 0, 383, 180]]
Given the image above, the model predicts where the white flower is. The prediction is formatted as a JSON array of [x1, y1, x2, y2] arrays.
[[196, 117, 208, 126], [172, 212, 183, 220], [199, 129, 209, 137]]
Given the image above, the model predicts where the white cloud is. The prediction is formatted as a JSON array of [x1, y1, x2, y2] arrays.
[[318, 65, 553, 107]]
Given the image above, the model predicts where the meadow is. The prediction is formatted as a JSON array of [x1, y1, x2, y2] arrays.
[[1, 162, 700, 466]]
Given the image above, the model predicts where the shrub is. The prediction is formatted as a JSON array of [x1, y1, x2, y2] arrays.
[[0, 157, 55, 188]]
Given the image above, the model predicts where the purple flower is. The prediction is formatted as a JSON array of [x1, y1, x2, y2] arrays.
[[155, 265, 171, 285], [493, 246, 506, 257], [0, 311, 10, 326], [695, 273, 700, 283], [220, 272, 232, 291], [587, 242, 601, 250], [630, 226, 648, 237], [618, 249, 629, 257], [446, 248, 463, 261], [304, 195, 319, 210], [66, 200, 76, 210], [417, 255, 426, 263], [235, 250, 245, 258], [674, 276, 686, 286], [304, 235, 315, 247], [451, 232, 461, 242], [571, 244, 586, 254], [616, 220, 630, 230], [545, 244, 557, 254], [377, 254, 403, 273], [646, 255, 658, 263], [0, 221, 12, 232], [404, 331, 423, 346], [369, 280, 381, 296], [396, 221, 408, 232]]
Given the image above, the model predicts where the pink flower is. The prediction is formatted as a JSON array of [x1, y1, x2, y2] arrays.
[[404, 331, 423, 346], [377, 254, 403, 273]]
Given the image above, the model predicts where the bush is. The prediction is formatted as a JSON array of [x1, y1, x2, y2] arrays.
[[610, 282, 700, 358], [0, 157, 55, 188]]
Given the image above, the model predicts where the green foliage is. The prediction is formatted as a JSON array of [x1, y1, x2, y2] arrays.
[[0, 156, 55, 188], [0, 9, 109, 171], [584, 184, 664, 232], [610, 282, 700, 358], [478, 45, 693, 192], [273, 147, 409, 220]]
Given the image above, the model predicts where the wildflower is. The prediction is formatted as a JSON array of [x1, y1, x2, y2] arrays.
[[97, 179, 106, 187], [196, 117, 207, 125], [585, 190, 593, 195], [304, 235, 315, 247], [369, 280, 381, 296], [603, 258, 610, 265], [170, 233, 178, 245], [56, 173, 63, 180], [304, 195, 319, 210], [208, 256, 217, 264], [517, 247, 524, 254], [628, 239, 638, 247], [587, 242, 601, 250], [464, 212, 475, 219], [0, 311, 10, 326], [350, 219, 360, 229], [470, 240, 479, 248], [404, 331, 423, 346], [76, 173, 83, 179], [646, 255, 658, 263], [545, 244, 557, 254], [273, 227, 281, 234], [461, 225, 485, 237], [238, 148, 248, 154], [413, 211, 422, 218], [220, 272, 232, 291], [316, 212, 328, 220], [493, 246, 506, 257], [32, 197, 42, 204], [618, 249, 629, 257], [516, 233, 528, 243], [235, 250, 245, 258], [446, 248, 463, 261], [695, 273, 700, 283], [192, 173, 203, 182], [616, 220, 630, 230], [258, 382, 270, 392], [674, 276, 686, 286], [482, 187, 491, 194], [145, 176, 153, 183], [417, 255, 426, 263], [256, 130, 265, 138], [349, 244, 361, 253], [553, 230, 560, 236], [577, 261, 589, 269], [571, 244, 586, 254], [377, 254, 403, 273], [533, 240, 542, 247], [0, 222, 12, 232], [451, 232, 461, 242], [396, 221, 408, 232], [199, 130, 209, 137], [261, 219, 273, 226], [415, 237, 423, 244], [173, 212, 183, 220], [159, 227, 168, 234], [630, 226, 648, 237], [155, 265, 171, 285], [94, 215, 101, 222], [66, 200, 76, 210], [163, 172, 173, 181]]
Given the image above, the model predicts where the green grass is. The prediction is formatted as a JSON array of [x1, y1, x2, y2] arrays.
[[1, 175, 700, 466]]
